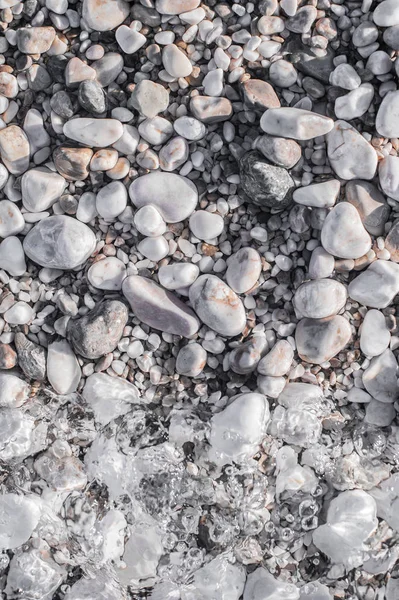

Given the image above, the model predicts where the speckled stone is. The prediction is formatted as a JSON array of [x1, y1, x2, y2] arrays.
[[239, 151, 294, 210]]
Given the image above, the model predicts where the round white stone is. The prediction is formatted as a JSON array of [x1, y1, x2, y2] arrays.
[[63, 118, 123, 147], [173, 116, 206, 140], [226, 247, 262, 294], [0, 201, 24, 237], [21, 167, 66, 212], [0, 236, 26, 276], [189, 210, 224, 241], [162, 44, 193, 78], [379, 155, 399, 200], [202, 68, 224, 96], [294, 279, 347, 319], [360, 309, 390, 357], [138, 236, 169, 261], [293, 180, 340, 208], [138, 117, 173, 145], [116, 25, 146, 54], [308, 247, 335, 279], [134, 205, 166, 237], [348, 260, 399, 309], [334, 84, 374, 121], [176, 342, 207, 377], [158, 263, 199, 290], [0, 494, 41, 550], [88, 257, 127, 291], [327, 120, 378, 180], [321, 202, 371, 259], [376, 91, 399, 138], [4, 301, 34, 325], [96, 181, 127, 220], [0, 373, 29, 408]]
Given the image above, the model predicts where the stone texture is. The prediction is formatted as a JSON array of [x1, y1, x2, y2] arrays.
[[294, 279, 347, 319], [255, 135, 301, 169], [295, 315, 351, 364], [82, 0, 130, 31], [346, 180, 390, 236], [348, 260, 399, 308], [363, 349, 398, 403], [327, 120, 378, 180], [239, 151, 294, 210], [14, 332, 46, 381], [0, 125, 30, 175], [53, 147, 93, 181], [240, 79, 280, 110], [321, 202, 371, 259], [190, 96, 233, 123]]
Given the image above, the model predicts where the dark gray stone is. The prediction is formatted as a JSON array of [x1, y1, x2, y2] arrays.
[[285, 37, 335, 84], [46, 55, 67, 84], [50, 91, 75, 119], [78, 80, 106, 115], [286, 6, 317, 34], [14, 333, 46, 381], [239, 151, 294, 210], [67, 300, 128, 359]]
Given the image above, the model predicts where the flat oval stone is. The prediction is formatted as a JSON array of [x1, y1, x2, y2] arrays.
[[189, 210, 224, 241], [68, 300, 128, 359], [190, 96, 233, 123], [294, 279, 347, 319], [176, 342, 207, 377], [346, 180, 390, 236], [239, 151, 294, 210], [260, 107, 334, 140], [293, 180, 340, 208], [327, 120, 378, 180], [87, 257, 127, 290], [360, 309, 390, 357], [376, 91, 399, 138], [21, 168, 66, 212], [123, 275, 199, 337], [296, 315, 351, 364], [363, 349, 398, 403], [82, 0, 130, 31], [189, 274, 246, 337], [23, 215, 96, 270], [226, 247, 262, 294], [17, 27, 56, 54], [134, 205, 166, 237], [53, 146, 93, 181], [321, 202, 371, 259], [63, 118, 123, 147], [373, 0, 399, 27], [255, 134, 301, 169], [158, 263, 199, 290], [47, 340, 81, 395], [129, 171, 198, 223], [348, 260, 399, 308], [137, 236, 169, 261], [0, 125, 30, 175], [330, 63, 361, 89], [379, 155, 399, 201], [257, 340, 294, 377]]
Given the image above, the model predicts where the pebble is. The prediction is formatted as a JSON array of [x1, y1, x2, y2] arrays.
[[0, 345, 16, 370], [65, 58, 96, 88], [308, 246, 335, 280], [260, 108, 334, 140], [4, 302, 33, 325], [229, 335, 267, 375], [296, 315, 351, 364], [188, 274, 246, 337], [116, 26, 146, 54], [321, 202, 371, 259], [383, 26, 399, 50], [129, 171, 198, 223], [384, 221, 399, 262], [176, 342, 207, 377], [87, 257, 127, 291], [348, 260, 399, 308], [0, 201, 24, 238], [159, 136, 188, 171], [14, 332, 46, 381], [373, 0, 399, 27], [174, 116, 206, 141], [138, 117, 173, 144], [257, 375, 286, 398], [47, 340, 81, 395], [0, 73, 18, 98], [17, 27, 55, 54], [225, 247, 262, 294], [239, 151, 294, 210], [269, 60, 297, 88], [255, 135, 301, 169], [78, 80, 106, 115], [21, 167, 66, 212], [329, 63, 361, 90], [257, 340, 293, 377], [163, 44, 192, 78], [156, 0, 200, 15], [327, 120, 378, 180], [63, 118, 123, 148], [293, 180, 340, 208], [92, 53, 123, 87], [138, 236, 169, 261], [158, 263, 199, 290], [0, 373, 29, 408], [123, 275, 199, 338], [189, 210, 224, 241], [190, 96, 232, 123], [68, 300, 128, 360], [0, 125, 30, 175], [376, 91, 399, 138], [130, 80, 169, 118], [23, 215, 96, 270], [352, 22, 378, 47], [82, 0, 130, 31], [346, 180, 390, 237], [294, 279, 347, 319], [96, 181, 127, 220], [363, 349, 398, 403], [334, 84, 374, 121], [82, 372, 139, 426], [241, 79, 280, 110], [90, 149, 118, 172], [134, 205, 166, 237], [209, 393, 269, 464], [53, 146, 93, 181], [379, 155, 399, 201], [360, 310, 390, 357]]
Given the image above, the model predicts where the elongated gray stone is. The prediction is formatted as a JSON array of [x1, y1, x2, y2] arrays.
[[226, 247, 262, 294], [23, 215, 96, 270], [123, 275, 199, 337], [260, 107, 334, 140]]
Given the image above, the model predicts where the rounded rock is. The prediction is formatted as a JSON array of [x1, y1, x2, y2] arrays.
[[294, 279, 347, 319], [176, 342, 207, 377], [189, 210, 224, 241], [296, 315, 352, 364], [131, 80, 169, 119], [162, 44, 193, 78], [257, 340, 294, 377], [87, 257, 127, 291], [137, 236, 169, 261], [47, 340, 81, 395], [360, 310, 390, 358], [96, 181, 127, 220], [158, 263, 199, 290], [134, 205, 166, 237], [21, 167, 66, 213], [260, 107, 334, 140], [0, 201, 24, 238], [321, 203, 371, 259], [226, 247, 262, 294], [327, 120, 377, 180]]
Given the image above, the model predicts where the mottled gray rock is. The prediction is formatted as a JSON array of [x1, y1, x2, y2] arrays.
[[78, 80, 106, 115], [176, 342, 207, 377], [255, 134, 301, 169], [296, 315, 351, 364], [348, 260, 399, 308], [321, 202, 371, 259], [23, 215, 96, 270], [190, 96, 233, 123], [123, 275, 199, 337], [17, 26, 55, 54], [229, 335, 267, 375], [14, 332, 46, 381], [241, 79, 280, 110], [68, 300, 128, 359], [293, 180, 340, 208], [363, 349, 398, 403], [0, 125, 30, 175], [53, 146, 93, 181], [373, 0, 399, 27], [239, 151, 294, 210], [294, 279, 347, 319], [92, 53, 124, 87], [189, 274, 246, 337], [285, 38, 334, 84], [346, 180, 390, 236]]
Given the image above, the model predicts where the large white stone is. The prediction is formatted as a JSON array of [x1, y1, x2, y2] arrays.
[[0, 373, 29, 408], [360, 309, 390, 357], [296, 315, 352, 364], [321, 202, 371, 259], [379, 155, 399, 200], [63, 118, 124, 147], [82, 0, 130, 31], [158, 262, 199, 290], [21, 167, 66, 212], [294, 279, 347, 319], [47, 340, 81, 395], [0, 494, 41, 550], [83, 372, 139, 426], [363, 349, 398, 403], [87, 257, 127, 291], [226, 247, 262, 294], [0, 125, 30, 175], [162, 44, 193, 78], [376, 91, 399, 138], [348, 260, 399, 308], [373, 0, 399, 27], [334, 84, 374, 121], [293, 179, 340, 208], [260, 108, 333, 140], [244, 567, 299, 600], [327, 120, 377, 180]]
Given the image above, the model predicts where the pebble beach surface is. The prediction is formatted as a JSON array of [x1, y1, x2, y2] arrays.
[[1, 0, 399, 599]]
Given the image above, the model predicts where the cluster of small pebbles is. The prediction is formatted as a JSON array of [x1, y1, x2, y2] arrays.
[[2, 0, 399, 599]]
